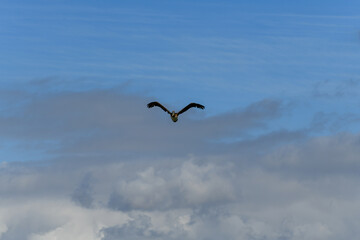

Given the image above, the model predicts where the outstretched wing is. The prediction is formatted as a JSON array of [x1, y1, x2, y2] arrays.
[[147, 101, 171, 114], [178, 103, 205, 115]]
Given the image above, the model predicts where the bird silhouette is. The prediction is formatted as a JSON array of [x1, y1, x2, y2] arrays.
[[147, 102, 205, 122]]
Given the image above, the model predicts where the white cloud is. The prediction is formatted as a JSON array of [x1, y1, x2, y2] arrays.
[[108, 161, 236, 211], [0, 89, 360, 239], [1, 152, 360, 239]]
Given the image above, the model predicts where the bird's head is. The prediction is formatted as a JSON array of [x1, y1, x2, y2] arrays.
[[170, 111, 178, 122]]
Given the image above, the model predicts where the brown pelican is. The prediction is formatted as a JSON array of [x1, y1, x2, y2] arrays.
[[147, 102, 205, 122]]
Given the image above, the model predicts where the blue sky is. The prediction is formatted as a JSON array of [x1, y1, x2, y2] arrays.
[[1, 1, 360, 104], [1, 1, 360, 239], [1, 0, 360, 159]]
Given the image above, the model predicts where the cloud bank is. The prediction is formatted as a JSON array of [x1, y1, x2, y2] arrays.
[[0, 88, 359, 240]]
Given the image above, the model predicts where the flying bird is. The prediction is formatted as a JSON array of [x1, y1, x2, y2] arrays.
[[147, 101, 205, 122]]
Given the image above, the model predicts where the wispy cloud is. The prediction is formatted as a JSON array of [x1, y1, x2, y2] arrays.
[[312, 79, 360, 98]]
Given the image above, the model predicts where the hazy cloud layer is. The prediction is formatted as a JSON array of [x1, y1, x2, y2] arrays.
[[0, 89, 360, 239], [0, 88, 285, 159], [312, 79, 360, 98]]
